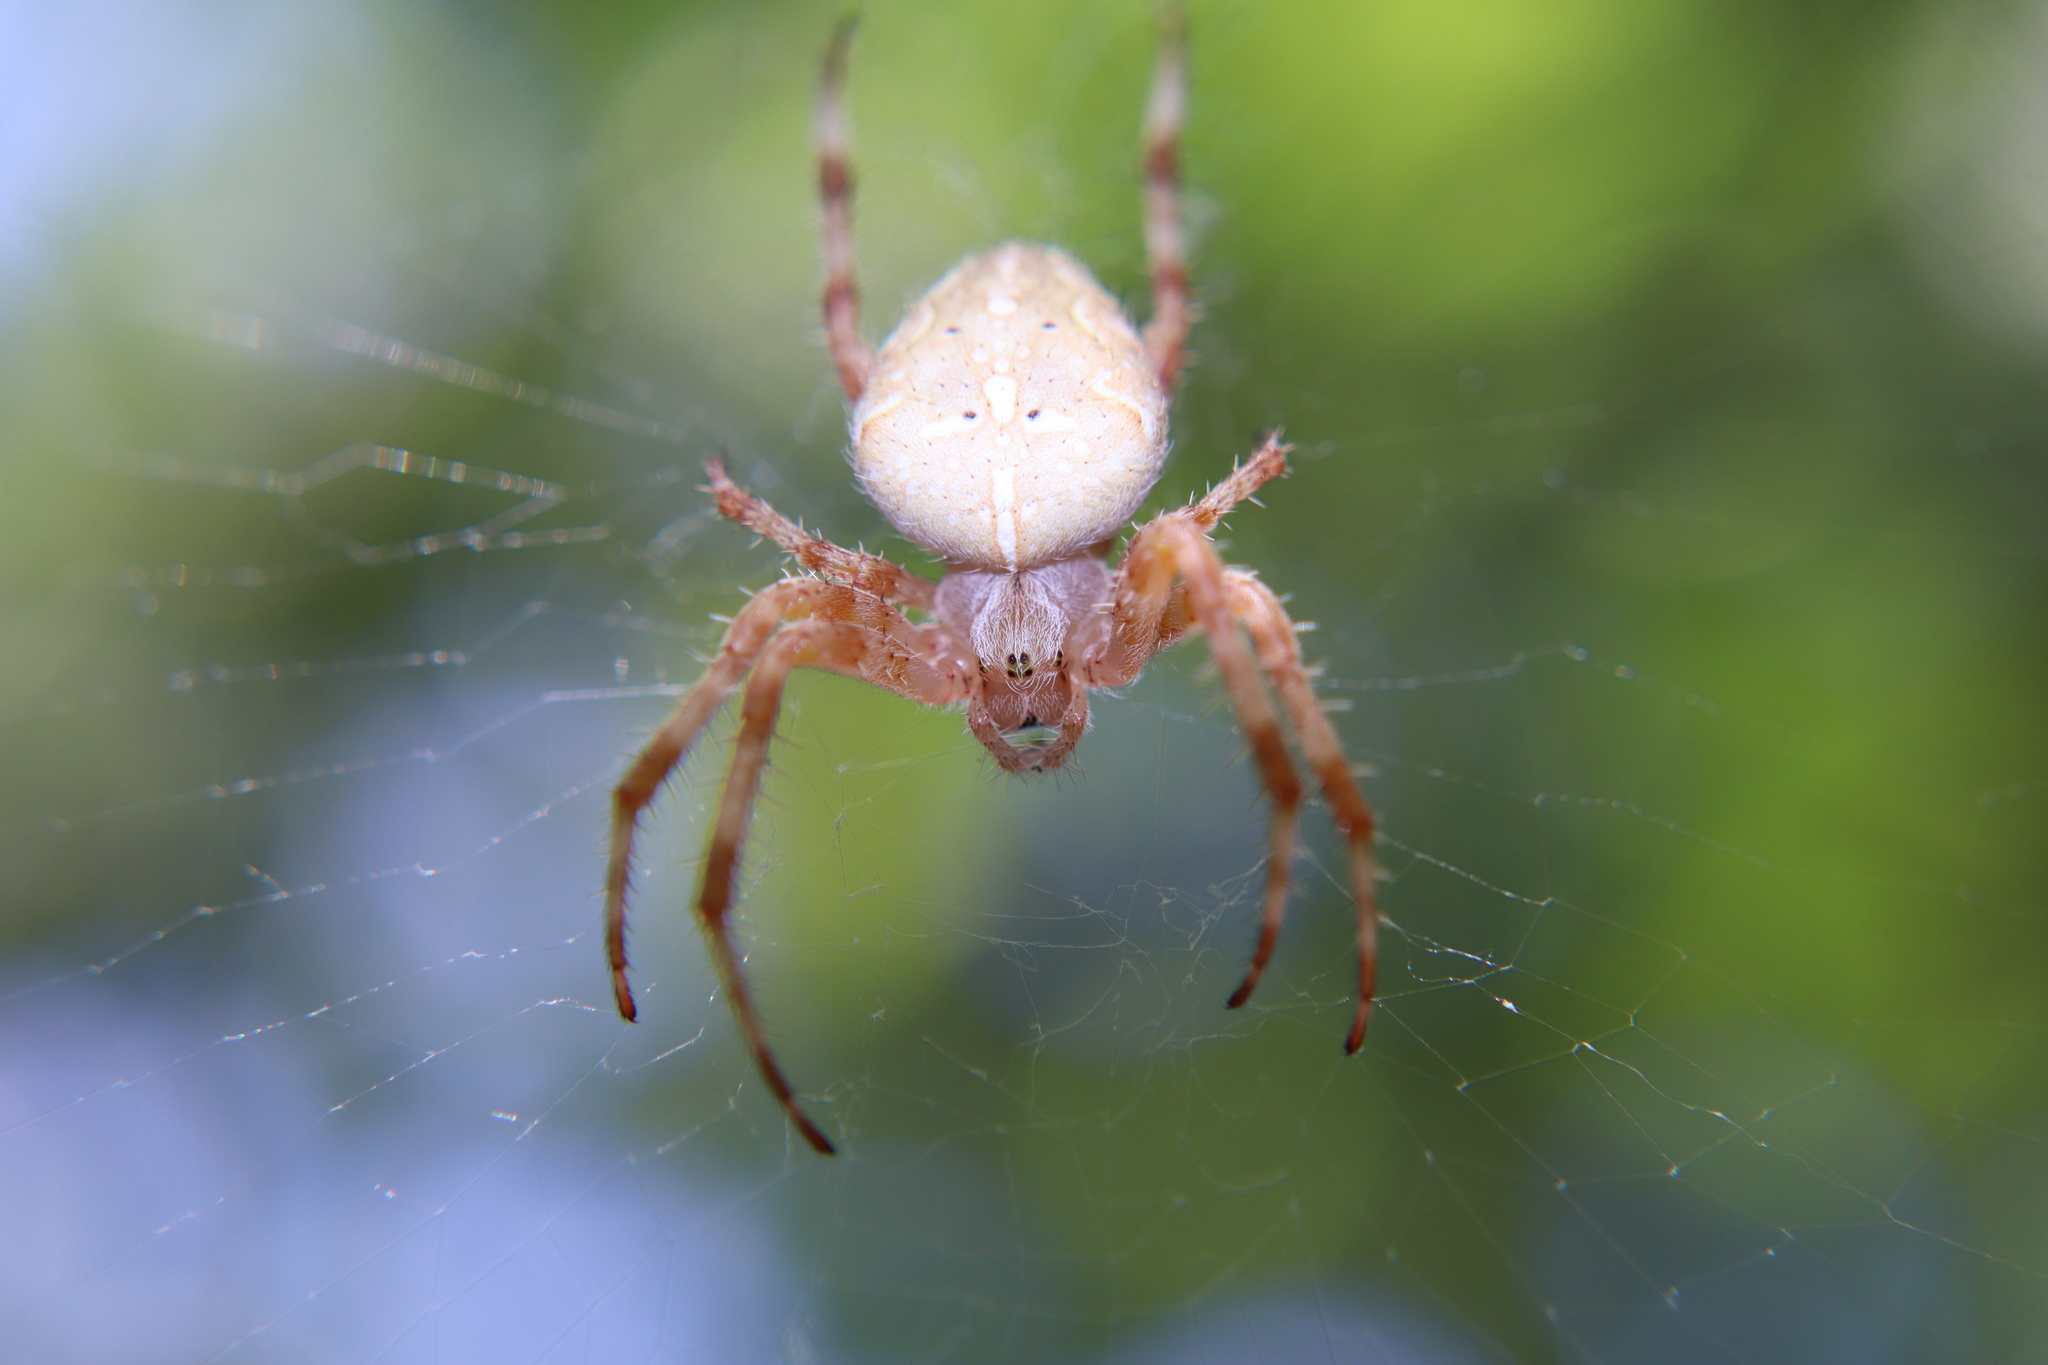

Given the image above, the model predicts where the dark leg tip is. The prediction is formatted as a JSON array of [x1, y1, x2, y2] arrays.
[[796, 1115, 837, 1156], [1225, 982, 1252, 1010]]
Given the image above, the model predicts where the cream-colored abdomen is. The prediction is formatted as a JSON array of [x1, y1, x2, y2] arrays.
[[849, 243, 1169, 571]]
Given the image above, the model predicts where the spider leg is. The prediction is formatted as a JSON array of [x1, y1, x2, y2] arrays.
[[1153, 520, 1306, 1016], [1187, 431, 1290, 531], [706, 457, 934, 610], [1088, 433, 1380, 1047], [817, 15, 871, 401], [694, 617, 956, 1155], [1099, 512, 1304, 1010], [1090, 434, 1290, 685], [1141, 3, 1192, 393], [1224, 571, 1380, 1052], [606, 580, 943, 1025]]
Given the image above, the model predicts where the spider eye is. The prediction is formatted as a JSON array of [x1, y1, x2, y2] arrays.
[[964, 411, 978, 420], [1041, 321, 1056, 330], [1026, 409, 1040, 419], [944, 326, 960, 334]]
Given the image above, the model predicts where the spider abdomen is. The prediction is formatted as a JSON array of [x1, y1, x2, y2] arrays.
[[850, 243, 1169, 572]]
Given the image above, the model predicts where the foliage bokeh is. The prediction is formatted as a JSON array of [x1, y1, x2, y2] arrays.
[[2, 0, 2043, 1360]]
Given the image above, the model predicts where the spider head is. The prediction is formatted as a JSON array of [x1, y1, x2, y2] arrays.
[[936, 557, 1112, 772], [935, 557, 1110, 690]]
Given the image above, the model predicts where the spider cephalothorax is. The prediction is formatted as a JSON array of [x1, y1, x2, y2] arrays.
[[605, 15, 1380, 1155]]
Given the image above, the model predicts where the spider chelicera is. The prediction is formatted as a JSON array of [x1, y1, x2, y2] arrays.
[[605, 15, 1380, 1154]]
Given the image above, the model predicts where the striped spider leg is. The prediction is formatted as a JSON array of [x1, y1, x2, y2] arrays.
[[1089, 436, 1382, 1052], [605, 463, 966, 1154]]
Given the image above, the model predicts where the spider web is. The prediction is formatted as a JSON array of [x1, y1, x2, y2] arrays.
[[3, 1, 2044, 1362]]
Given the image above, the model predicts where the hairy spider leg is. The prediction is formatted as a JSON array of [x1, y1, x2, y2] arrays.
[[608, 580, 828, 1023], [706, 456, 934, 610], [607, 577, 939, 1019], [822, 11, 1186, 400], [607, 577, 961, 1150], [817, 16, 871, 401], [1092, 435, 1381, 1048], [1224, 572, 1380, 1051], [693, 617, 958, 1154], [1088, 434, 1292, 685], [1142, 2, 1192, 393], [1162, 521, 1303, 1013], [1184, 432, 1291, 532]]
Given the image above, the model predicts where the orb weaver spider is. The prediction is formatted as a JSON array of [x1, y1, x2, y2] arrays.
[[605, 13, 1379, 1154]]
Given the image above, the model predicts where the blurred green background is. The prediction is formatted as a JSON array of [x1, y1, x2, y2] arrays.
[[2, 0, 2044, 1360]]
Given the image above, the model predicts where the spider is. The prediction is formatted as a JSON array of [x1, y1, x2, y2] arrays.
[[605, 13, 1379, 1155]]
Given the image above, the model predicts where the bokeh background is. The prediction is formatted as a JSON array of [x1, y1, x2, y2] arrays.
[[3, 0, 2044, 1360]]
